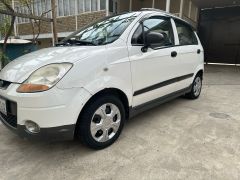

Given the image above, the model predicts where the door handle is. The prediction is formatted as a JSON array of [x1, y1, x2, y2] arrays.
[[197, 49, 201, 54], [171, 51, 177, 58]]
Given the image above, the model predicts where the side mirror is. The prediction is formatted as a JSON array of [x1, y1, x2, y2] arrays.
[[141, 32, 165, 52]]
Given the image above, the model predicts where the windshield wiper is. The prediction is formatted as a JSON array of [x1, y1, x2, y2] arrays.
[[56, 39, 96, 47], [75, 40, 97, 46]]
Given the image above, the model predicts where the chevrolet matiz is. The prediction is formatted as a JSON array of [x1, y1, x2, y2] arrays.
[[0, 9, 204, 149]]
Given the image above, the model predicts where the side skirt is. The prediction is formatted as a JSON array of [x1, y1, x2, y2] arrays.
[[129, 86, 192, 118]]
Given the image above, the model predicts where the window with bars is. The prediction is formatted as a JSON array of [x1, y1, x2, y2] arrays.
[[15, 0, 106, 24], [15, 0, 51, 24], [57, 0, 106, 17]]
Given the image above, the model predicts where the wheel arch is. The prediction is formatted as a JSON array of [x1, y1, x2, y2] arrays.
[[194, 62, 204, 80], [196, 69, 204, 79], [75, 88, 130, 136]]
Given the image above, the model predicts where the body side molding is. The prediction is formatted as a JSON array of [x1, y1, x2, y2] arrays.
[[133, 73, 193, 96]]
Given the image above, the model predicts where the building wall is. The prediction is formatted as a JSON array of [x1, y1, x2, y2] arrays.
[[118, 0, 130, 12], [38, 38, 52, 49], [183, 0, 190, 16], [170, 0, 181, 14], [15, 0, 199, 48], [154, 0, 166, 10], [16, 0, 199, 37], [116, 0, 198, 24], [132, 0, 142, 11]]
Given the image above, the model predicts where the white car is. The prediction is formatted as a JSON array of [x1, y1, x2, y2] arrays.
[[0, 9, 204, 149]]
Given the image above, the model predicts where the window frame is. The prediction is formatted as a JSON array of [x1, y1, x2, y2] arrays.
[[131, 15, 176, 50]]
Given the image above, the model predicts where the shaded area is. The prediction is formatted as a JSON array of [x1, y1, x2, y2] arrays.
[[198, 6, 240, 65]]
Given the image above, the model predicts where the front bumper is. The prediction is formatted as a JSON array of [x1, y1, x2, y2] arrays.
[[1, 115, 75, 141], [0, 83, 92, 141]]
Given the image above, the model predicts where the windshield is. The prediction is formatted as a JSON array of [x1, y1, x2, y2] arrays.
[[58, 12, 139, 46]]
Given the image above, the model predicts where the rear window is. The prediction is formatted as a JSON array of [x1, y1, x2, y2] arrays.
[[175, 19, 198, 45]]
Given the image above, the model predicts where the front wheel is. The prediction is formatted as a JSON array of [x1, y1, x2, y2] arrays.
[[185, 74, 202, 99], [76, 95, 125, 150]]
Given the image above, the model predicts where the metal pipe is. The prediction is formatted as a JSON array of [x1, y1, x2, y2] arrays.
[[166, 0, 170, 12]]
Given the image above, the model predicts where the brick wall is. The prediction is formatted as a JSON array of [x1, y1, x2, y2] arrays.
[[17, 10, 106, 36], [77, 10, 106, 30]]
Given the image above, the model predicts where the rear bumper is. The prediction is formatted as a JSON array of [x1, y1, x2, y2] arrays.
[[1, 114, 75, 141]]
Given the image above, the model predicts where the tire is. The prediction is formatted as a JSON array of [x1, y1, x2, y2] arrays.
[[76, 95, 125, 150], [185, 73, 202, 99]]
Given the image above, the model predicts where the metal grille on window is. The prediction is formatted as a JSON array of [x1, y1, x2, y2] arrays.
[[14, 0, 106, 23]]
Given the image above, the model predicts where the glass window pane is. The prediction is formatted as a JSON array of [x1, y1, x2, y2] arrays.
[[46, 0, 51, 17], [100, 0, 105, 10], [63, 0, 69, 16], [131, 17, 175, 47], [33, 1, 38, 16], [91, 0, 97, 11], [41, 0, 46, 13], [37, 0, 42, 16], [78, 0, 84, 13], [175, 20, 198, 45], [85, 0, 90, 12], [58, 0, 64, 16], [69, 0, 75, 15]]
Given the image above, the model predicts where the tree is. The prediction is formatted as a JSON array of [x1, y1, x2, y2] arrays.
[[19, 0, 53, 44], [0, 19, 10, 66], [0, 0, 15, 67], [0, 0, 57, 68]]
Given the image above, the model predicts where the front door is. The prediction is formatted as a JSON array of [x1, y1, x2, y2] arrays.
[[127, 16, 181, 107]]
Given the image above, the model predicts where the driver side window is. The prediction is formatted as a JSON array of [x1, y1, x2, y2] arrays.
[[131, 17, 175, 48]]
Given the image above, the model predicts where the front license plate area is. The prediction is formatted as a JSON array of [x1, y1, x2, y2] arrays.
[[0, 98, 7, 115]]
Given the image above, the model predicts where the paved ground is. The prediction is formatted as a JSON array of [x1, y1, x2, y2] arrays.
[[0, 65, 240, 180]]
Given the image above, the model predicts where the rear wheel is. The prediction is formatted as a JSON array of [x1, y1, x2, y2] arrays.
[[185, 74, 202, 99], [76, 95, 125, 150]]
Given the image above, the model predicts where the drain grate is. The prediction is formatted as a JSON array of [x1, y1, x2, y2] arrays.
[[209, 112, 231, 120]]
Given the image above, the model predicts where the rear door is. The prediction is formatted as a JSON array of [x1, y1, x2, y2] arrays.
[[172, 19, 202, 90]]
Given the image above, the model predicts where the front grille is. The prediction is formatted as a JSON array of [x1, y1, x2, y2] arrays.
[[0, 79, 11, 90], [0, 112, 17, 128], [0, 100, 17, 128]]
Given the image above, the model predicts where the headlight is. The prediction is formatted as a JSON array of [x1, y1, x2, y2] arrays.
[[17, 63, 73, 93]]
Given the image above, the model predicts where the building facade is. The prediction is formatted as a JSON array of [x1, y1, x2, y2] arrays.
[[1, 0, 199, 48]]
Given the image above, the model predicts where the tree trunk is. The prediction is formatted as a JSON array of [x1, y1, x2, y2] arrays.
[[2, 15, 15, 53], [0, 0, 16, 67]]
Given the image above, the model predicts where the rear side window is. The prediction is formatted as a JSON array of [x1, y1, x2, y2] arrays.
[[131, 16, 175, 47], [174, 19, 198, 45]]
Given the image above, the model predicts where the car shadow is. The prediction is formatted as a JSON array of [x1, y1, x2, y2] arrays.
[[0, 96, 188, 162]]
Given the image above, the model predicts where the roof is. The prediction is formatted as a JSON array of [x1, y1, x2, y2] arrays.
[[0, 38, 32, 44]]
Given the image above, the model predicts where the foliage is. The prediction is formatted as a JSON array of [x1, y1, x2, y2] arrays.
[[0, 49, 10, 68], [0, 17, 11, 68], [0, 16, 11, 38]]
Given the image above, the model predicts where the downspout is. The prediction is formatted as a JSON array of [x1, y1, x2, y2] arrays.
[[166, 0, 170, 12], [106, 0, 109, 16]]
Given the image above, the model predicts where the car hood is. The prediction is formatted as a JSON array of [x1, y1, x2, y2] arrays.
[[0, 46, 104, 83]]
